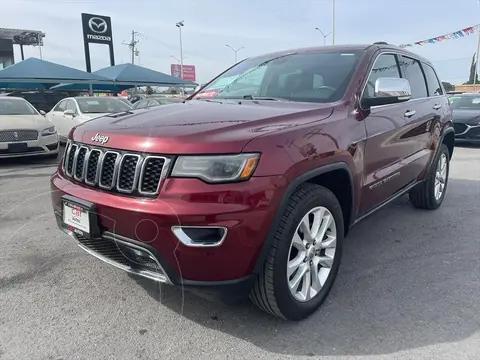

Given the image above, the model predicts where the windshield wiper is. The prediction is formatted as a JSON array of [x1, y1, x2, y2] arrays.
[[242, 95, 289, 101], [106, 111, 135, 118]]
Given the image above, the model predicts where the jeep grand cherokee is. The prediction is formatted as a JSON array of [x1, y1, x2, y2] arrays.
[[51, 43, 454, 320]]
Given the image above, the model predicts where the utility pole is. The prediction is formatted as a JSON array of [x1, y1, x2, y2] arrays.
[[315, 28, 332, 46], [473, 0, 480, 91], [226, 44, 244, 64], [122, 30, 141, 64]]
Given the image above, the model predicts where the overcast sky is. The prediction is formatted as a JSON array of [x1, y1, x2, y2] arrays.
[[1, 0, 480, 84]]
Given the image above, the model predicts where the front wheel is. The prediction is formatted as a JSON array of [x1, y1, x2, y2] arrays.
[[250, 183, 344, 320], [409, 143, 450, 210]]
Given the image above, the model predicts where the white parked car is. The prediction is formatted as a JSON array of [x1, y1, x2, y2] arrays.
[[0, 97, 59, 159], [46, 96, 132, 142]]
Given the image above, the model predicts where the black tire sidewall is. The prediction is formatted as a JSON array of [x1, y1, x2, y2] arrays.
[[429, 144, 450, 208], [273, 186, 344, 320]]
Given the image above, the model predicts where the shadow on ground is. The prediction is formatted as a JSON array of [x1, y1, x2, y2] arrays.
[[0, 145, 65, 169], [133, 178, 480, 357]]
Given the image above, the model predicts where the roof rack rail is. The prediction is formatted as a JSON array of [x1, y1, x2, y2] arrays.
[[373, 41, 389, 45]]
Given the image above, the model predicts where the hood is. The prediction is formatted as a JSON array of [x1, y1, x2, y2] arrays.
[[0, 114, 52, 130], [72, 99, 334, 154], [452, 109, 480, 125]]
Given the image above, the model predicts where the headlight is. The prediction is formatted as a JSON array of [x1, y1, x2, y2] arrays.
[[171, 153, 260, 183], [42, 126, 56, 136]]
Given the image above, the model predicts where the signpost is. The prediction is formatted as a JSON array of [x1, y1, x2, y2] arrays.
[[81, 13, 115, 73]]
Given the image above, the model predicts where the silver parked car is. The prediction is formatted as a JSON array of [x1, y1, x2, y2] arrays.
[[0, 97, 59, 159]]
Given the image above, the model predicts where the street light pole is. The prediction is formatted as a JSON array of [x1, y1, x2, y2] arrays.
[[226, 44, 244, 64], [315, 28, 332, 46], [175, 21, 184, 81], [332, 0, 336, 45]]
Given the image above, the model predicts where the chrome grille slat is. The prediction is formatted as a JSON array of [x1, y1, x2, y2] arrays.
[[65, 144, 78, 176], [117, 154, 142, 193], [99, 151, 120, 190], [73, 146, 89, 181], [63, 141, 169, 197], [85, 149, 102, 185]]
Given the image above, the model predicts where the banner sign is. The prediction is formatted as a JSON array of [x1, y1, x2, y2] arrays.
[[0, 28, 44, 46], [399, 24, 480, 48], [171, 64, 196, 82]]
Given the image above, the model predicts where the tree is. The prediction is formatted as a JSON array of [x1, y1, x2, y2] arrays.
[[442, 81, 455, 92], [463, 53, 479, 85], [145, 86, 154, 95]]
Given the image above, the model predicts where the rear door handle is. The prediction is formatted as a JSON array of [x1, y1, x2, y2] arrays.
[[404, 110, 416, 118], [433, 104, 442, 110]]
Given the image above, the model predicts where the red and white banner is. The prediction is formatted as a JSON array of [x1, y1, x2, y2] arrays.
[[171, 64, 196, 82]]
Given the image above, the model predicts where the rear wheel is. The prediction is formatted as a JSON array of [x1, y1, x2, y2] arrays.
[[409, 143, 450, 210], [250, 183, 344, 320]]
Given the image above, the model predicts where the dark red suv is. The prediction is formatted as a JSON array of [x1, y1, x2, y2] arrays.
[[51, 43, 454, 320]]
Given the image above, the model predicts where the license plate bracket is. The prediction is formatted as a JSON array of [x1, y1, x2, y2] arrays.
[[61, 195, 100, 239], [8, 143, 27, 153]]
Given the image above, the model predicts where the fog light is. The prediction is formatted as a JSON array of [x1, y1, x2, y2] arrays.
[[171, 226, 227, 247]]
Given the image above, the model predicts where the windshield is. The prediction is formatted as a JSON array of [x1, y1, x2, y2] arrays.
[[77, 98, 132, 114], [451, 96, 480, 110], [0, 98, 38, 115], [193, 50, 363, 103]]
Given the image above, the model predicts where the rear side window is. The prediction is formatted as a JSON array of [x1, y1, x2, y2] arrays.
[[402, 57, 428, 99], [363, 54, 401, 99], [422, 64, 443, 96]]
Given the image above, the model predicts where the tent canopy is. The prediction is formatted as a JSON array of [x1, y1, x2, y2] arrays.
[[0, 58, 111, 87], [51, 63, 196, 91], [93, 63, 195, 85]]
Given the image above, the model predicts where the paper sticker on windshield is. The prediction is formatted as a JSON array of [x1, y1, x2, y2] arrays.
[[86, 100, 100, 105], [195, 90, 219, 98], [472, 98, 480, 104]]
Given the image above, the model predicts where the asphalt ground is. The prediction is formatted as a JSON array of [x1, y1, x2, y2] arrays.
[[0, 145, 479, 360]]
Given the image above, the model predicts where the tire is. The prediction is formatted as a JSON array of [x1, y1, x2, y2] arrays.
[[409, 143, 450, 210], [250, 183, 344, 320]]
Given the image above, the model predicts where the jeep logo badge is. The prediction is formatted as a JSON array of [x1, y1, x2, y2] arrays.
[[91, 133, 109, 144]]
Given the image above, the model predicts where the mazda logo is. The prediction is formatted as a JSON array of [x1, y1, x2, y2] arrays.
[[88, 17, 108, 34]]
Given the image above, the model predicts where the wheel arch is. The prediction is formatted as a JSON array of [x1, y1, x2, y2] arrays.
[[442, 128, 455, 159], [252, 162, 355, 274]]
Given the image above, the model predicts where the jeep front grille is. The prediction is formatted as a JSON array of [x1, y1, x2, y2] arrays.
[[63, 141, 171, 197]]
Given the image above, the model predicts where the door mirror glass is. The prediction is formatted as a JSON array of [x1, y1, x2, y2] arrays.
[[63, 109, 75, 116], [39, 110, 46, 116], [363, 78, 411, 108]]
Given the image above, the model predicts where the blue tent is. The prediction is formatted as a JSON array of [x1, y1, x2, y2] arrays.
[[51, 63, 196, 91], [0, 58, 111, 89]]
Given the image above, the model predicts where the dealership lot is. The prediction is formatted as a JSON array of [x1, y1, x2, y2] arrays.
[[0, 146, 479, 360]]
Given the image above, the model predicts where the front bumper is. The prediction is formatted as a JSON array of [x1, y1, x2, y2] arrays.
[[0, 133, 59, 158], [51, 170, 287, 295], [454, 123, 480, 143]]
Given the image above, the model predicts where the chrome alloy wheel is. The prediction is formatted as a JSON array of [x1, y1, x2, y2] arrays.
[[287, 206, 337, 302], [435, 153, 448, 200]]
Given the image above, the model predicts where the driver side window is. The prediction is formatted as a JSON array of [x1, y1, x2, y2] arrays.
[[363, 54, 401, 99]]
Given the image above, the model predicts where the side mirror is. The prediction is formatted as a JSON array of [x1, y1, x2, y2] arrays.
[[362, 78, 411, 108], [63, 109, 75, 117], [39, 110, 46, 116]]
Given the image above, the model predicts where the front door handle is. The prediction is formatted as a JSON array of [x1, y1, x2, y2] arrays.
[[433, 104, 442, 110], [404, 110, 416, 118]]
